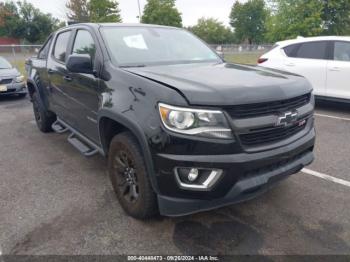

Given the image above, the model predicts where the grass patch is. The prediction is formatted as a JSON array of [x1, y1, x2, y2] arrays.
[[224, 52, 263, 65], [11, 60, 26, 76]]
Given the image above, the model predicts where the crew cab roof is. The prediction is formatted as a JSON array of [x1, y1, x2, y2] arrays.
[[60, 22, 180, 31]]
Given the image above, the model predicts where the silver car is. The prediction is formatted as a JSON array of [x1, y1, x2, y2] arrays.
[[0, 56, 26, 97]]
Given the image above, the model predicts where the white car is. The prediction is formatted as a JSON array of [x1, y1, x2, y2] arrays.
[[258, 36, 350, 102]]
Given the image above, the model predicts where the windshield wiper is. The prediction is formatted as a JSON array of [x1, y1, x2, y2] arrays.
[[120, 64, 147, 68]]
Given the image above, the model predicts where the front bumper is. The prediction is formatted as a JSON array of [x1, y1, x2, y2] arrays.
[[155, 128, 315, 216], [0, 82, 27, 96]]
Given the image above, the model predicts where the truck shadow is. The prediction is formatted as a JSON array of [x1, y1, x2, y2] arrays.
[[172, 211, 264, 255]]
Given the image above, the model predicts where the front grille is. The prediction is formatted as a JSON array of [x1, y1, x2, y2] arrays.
[[0, 78, 13, 85], [240, 120, 307, 146], [226, 93, 311, 119]]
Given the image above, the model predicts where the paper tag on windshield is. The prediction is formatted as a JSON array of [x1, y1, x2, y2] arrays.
[[123, 34, 148, 50]]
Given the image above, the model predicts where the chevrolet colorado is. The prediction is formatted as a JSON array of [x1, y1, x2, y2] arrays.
[[26, 23, 315, 219]]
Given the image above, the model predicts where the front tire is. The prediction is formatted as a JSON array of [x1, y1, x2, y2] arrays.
[[32, 92, 56, 133], [108, 132, 158, 219]]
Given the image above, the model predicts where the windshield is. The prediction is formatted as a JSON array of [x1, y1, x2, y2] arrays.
[[0, 57, 12, 69], [101, 26, 221, 67]]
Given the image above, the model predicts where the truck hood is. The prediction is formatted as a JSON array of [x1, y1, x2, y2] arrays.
[[124, 62, 312, 106]]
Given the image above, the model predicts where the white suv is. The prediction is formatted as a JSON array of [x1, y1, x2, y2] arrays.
[[258, 36, 350, 102]]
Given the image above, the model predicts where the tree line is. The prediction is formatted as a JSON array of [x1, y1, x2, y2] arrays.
[[1, 0, 350, 44]]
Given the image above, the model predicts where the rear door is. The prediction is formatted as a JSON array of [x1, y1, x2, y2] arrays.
[[326, 41, 350, 100], [282, 41, 330, 96], [47, 30, 76, 126]]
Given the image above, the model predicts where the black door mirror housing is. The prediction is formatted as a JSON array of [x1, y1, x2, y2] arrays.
[[66, 54, 93, 74]]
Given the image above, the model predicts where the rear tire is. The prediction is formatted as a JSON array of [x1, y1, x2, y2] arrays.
[[108, 132, 158, 219], [32, 92, 56, 133]]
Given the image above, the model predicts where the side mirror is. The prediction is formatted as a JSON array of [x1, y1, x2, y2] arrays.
[[66, 54, 93, 74]]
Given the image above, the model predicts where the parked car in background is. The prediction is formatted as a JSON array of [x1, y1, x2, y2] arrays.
[[258, 36, 350, 102], [0, 56, 26, 97]]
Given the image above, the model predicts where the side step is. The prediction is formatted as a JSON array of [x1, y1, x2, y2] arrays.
[[67, 133, 99, 157], [52, 120, 69, 134], [51, 118, 101, 157]]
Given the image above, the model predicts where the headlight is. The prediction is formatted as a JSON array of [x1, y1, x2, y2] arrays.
[[15, 75, 25, 83], [158, 103, 233, 139]]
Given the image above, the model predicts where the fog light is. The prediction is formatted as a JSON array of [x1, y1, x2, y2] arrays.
[[188, 168, 199, 182], [174, 167, 223, 191]]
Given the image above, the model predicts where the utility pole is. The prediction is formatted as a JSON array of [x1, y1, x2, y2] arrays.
[[137, 0, 142, 23]]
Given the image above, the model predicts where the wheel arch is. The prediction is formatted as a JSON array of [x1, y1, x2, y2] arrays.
[[26, 78, 48, 109], [98, 110, 160, 194]]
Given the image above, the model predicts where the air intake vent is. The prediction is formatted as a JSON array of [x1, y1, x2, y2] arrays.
[[226, 94, 311, 119]]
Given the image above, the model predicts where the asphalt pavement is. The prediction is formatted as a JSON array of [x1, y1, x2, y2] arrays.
[[0, 96, 349, 255]]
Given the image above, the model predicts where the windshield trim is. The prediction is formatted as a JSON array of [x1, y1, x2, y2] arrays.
[[99, 26, 222, 67]]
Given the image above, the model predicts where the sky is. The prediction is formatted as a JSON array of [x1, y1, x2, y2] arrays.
[[25, 0, 238, 26]]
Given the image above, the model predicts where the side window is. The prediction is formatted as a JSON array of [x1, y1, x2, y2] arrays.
[[72, 30, 96, 62], [53, 31, 71, 63], [334, 42, 350, 62], [294, 42, 327, 60], [283, 44, 300, 57], [38, 37, 52, 59]]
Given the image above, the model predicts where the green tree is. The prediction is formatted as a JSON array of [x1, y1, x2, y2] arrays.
[[17, 1, 60, 43], [66, 0, 90, 22], [89, 0, 122, 23], [266, 0, 323, 42], [321, 0, 350, 35], [141, 0, 182, 27], [188, 18, 235, 44], [0, 1, 61, 43], [0, 1, 24, 38], [229, 0, 268, 44]]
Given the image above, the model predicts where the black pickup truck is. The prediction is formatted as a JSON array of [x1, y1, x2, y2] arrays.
[[26, 23, 315, 219]]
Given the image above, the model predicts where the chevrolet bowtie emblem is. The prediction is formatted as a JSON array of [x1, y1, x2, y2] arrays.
[[276, 111, 298, 126]]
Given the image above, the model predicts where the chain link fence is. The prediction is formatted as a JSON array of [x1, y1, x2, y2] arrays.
[[0, 45, 41, 75], [209, 44, 274, 64]]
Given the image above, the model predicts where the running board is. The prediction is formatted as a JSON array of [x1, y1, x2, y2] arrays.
[[52, 120, 69, 133], [51, 118, 103, 157], [67, 133, 99, 157]]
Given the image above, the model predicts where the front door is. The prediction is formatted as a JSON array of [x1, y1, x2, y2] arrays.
[[65, 29, 101, 144]]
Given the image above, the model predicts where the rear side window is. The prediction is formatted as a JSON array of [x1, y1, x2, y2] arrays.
[[284, 42, 328, 60], [53, 31, 71, 62], [72, 30, 96, 62], [334, 41, 350, 62], [283, 44, 300, 57]]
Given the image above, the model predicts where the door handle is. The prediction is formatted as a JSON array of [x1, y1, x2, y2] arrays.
[[63, 75, 73, 82], [47, 69, 54, 74], [285, 63, 295, 67]]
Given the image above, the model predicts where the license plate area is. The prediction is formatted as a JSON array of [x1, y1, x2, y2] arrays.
[[0, 85, 7, 92]]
